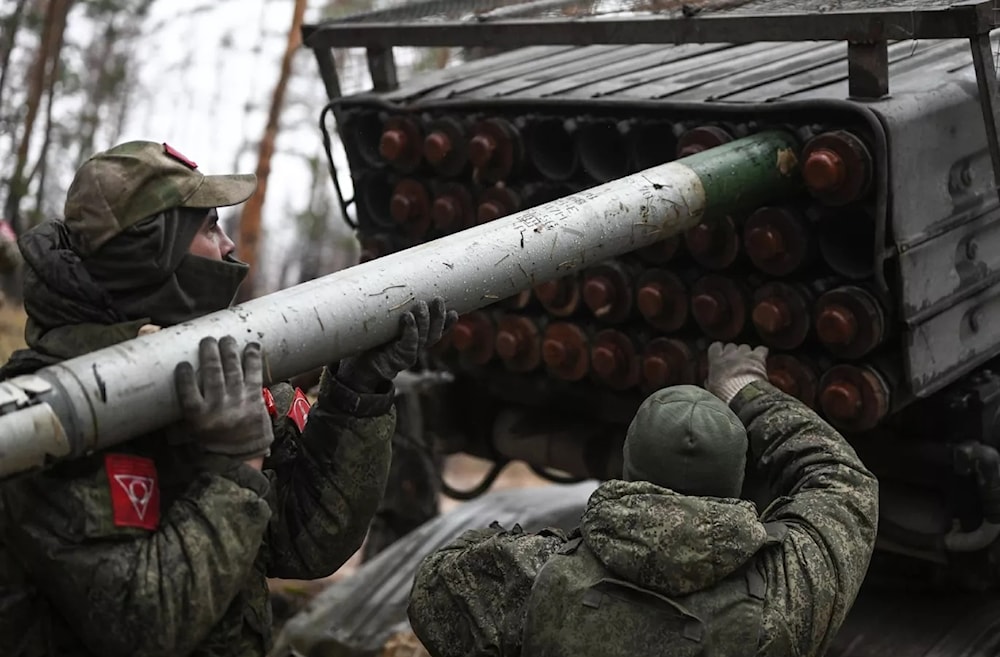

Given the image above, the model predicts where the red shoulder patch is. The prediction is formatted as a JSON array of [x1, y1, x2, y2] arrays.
[[287, 388, 312, 433], [105, 454, 160, 530], [162, 143, 198, 169], [262, 388, 278, 417]]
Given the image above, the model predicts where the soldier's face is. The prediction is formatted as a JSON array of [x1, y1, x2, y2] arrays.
[[188, 208, 236, 261]]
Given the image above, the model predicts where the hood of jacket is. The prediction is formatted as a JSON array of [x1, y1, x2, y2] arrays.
[[0, 221, 147, 378], [580, 479, 770, 597], [3, 212, 246, 379]]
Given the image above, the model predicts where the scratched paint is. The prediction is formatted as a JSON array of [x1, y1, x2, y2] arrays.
[[0, 403, 71, 476], [0, 131, 801, 479]]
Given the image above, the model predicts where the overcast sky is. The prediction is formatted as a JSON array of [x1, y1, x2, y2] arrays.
[[118, 0, 408, 290]]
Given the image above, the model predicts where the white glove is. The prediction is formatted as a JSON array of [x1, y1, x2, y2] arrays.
[[705, 342, 769, 404]]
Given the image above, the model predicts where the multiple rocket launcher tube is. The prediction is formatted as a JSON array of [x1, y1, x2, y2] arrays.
[[357, 115, 873, 249], [358, 108, 891, 434], [448, 269, 889, 388], [0, 131, 801, 481]]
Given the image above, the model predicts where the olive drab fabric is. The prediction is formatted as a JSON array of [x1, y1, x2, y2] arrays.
[[63, 141, 256, 257], [0, 326, 397, 657], [408, 381, 878, 657], [16, 214, 250, 337], [521, 520, 786, 657], [26, 140, 255, 329], [519, 480, 787, 657], [364, 386, 443, 560], [622, 385, 748, 498], [733, 382, 878, 656], [408, 524, 571, 657]]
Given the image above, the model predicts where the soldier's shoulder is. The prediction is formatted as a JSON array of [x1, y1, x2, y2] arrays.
[[2, 440, 170, 539]]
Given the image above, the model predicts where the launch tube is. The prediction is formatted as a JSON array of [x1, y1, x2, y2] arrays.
[[0, 131, 800, 480]]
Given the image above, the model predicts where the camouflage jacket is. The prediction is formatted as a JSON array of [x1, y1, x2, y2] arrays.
[[730, 380, 879, 656], [408, 381, 878, 657], [0, 328, 397, 657]]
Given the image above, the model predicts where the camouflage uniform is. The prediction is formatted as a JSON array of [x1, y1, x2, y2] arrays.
[[0, 142, 399, 657], [0, 328, 396, 657], [408, 381, 878, 657], [363, 386, 443, 560]]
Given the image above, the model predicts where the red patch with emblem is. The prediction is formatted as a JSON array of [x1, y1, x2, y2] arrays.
[[162, 143, 198, 169], [105, 454, 160, 530], [262, 388, 278, 417], [287, 388, 311, 433]]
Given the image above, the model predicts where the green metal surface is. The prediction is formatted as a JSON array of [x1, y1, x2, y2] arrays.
[[682, 130, 802, 220]]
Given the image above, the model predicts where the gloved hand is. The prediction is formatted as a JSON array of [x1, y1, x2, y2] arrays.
[[338, 297, 458, 393], [705, 341, 769, 405], [175, 336, 274, 460]]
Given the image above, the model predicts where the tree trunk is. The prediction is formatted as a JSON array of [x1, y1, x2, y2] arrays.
[[74, 20, 119, 170], [33, 44, 62, 225], [3, 0, 73, 234], [0, 0, 30, 114], [76, 0, 156, 167], [236, 0, 308, 301]]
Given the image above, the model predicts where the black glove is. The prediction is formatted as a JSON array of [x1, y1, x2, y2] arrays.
[[338, 297, 458, 393], [175, 336, 274, 460]]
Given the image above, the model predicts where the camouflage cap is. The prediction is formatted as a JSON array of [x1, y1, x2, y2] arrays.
[[623, 385, 748, 498], [63, 141, 257, 257]]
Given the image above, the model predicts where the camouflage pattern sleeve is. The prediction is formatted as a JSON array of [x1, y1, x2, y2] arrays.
[[730, 380, 879, 657], [0, 454, 272, 657], [408, 523, 570, 657], [263, 368, 396, 580]]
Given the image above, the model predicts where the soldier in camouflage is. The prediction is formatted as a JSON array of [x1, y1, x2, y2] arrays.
[[407, 342, 879, 657], [0, 141, 457, 657]]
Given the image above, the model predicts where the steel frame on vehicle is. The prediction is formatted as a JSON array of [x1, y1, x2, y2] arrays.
[[302, 0, 1000, 188]]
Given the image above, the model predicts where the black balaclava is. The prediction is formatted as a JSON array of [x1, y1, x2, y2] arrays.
[[83, 207, 249, 326]]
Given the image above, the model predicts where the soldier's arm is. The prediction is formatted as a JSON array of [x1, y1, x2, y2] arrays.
[[0, 456, 272, 657], [731, 380, 878, 654], [263, 367, 395, 579]]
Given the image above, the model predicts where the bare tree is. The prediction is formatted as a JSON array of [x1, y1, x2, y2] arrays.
[[73, 19, 123, 170], [73, 0, 156, 168], [236, 0, 309, 301], [4, 0, 73, 233], [31, 54, 60, 224], [0, 0, 30, 115]]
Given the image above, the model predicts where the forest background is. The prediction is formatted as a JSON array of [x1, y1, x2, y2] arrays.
[[0, 0, 472, 306]]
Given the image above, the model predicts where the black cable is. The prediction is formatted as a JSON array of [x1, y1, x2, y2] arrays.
[[319, 100, 357, 230], [529, 464, 586, 484], [440, 459, 509, 500]]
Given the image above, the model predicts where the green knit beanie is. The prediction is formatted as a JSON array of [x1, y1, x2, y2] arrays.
[[623, 385, 748, 498]]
